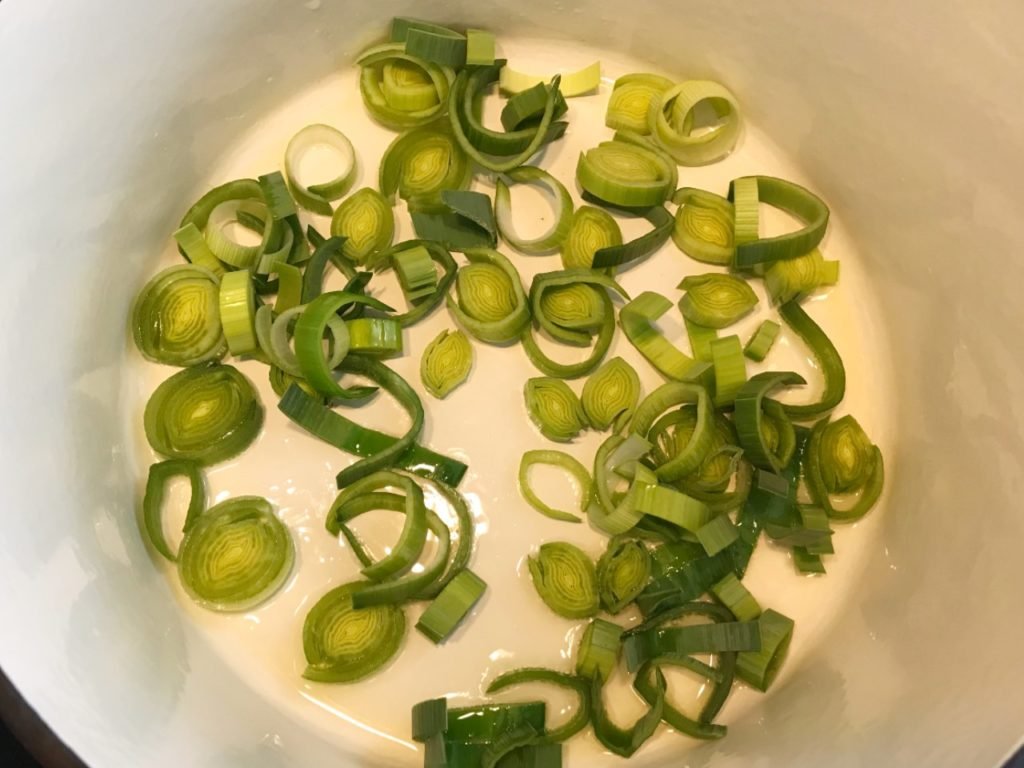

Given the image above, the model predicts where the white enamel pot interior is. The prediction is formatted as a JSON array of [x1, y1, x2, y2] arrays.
[[1, 1, 1023, 767]]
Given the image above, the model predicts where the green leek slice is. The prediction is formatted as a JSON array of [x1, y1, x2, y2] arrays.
[[591, 204, 674, 271], [357, 43, 451, 130], [283, 124, 356, 215], [711, 572, 762, 622], [178, 496, 293, 611], [530, 269, 627, 346], [649, 80, 741, 165], [447, 248, 530, 343], [623, 620, 760, 673], [486, 668, 591, 744], [632, 380, 713, 481], [710, 334, 747, 408], [277, 384, 467, 487], [581, 357, 641, 431], [735, 609, 794, 692], [218, 269, 258, 356], [302, 581, 406, 683], [778, 300, 846, 420], [379, 123, 471, 203], [173, 223, 225, 277], [744, 320, 781, 362], [344, 318, 402, 358], [329, 188, 394, 266], [528, 542, 599, 619], [728, 176, 830, 267], [393, 245, 439, 303], [499, 61, 601, 97], [374, 240, 459, 327], [518, 449, 593, 524], [421, 329, 473, 398], [619, 292, 706, 381], [606, 73, 674, 134], [144, 363, 263, 465], [416, 569, 487, 644], [764, 248, 839, 304], [142, 459, 204, 562], [597, 539, 651, 614], [465, 29, 496, 66], [734, 372, 806, 472], [696, 513, 740, 556], [576, 618, 623, 682], [678, 274, 758, 329], [495, 167, 574, 255], [500, 82, 569, 132], [382, 59, 440, 112], [590, 669, 665, 757], [524, 378, 588, 442], [671, 187, 735, 266], [576, 142, 674, 208], [560, 205, 623, 270], [410, 190, 497, 251], [804, 415, 885, 523], [132, 265, 226, 366]]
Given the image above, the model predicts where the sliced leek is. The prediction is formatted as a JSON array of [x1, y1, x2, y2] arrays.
[[671, 188, 735, 266], [597, 539, 651, 614], [678, 274, 758, 329], [142, 459, 204, 562], [495, 166, 574, 254], [416, 569, 487, 644], [447, 248, 529, 343], [132, 265, 226, 366], [649, 80, 741, 166], [178, 496, 293, 611], [764, 247, 839, 304], [524, 378, 588, 442], [144, 364, 263, 465], [744, 320, 781, 362], [302, 581, 406, 683], [486, 668, 591, 744], [420, 329, 473, 398], [734, 372, 806, 472], [500, 61, 601, 97], [581, 357, 641, 431], [218, 269, 258, 356], [606, 73, 674, 133], [528, 542, 599, 619], [284, 124, 356, 215], [619, 292, 705, 381], [330, 188, 394, 265], [561, 205, 623, 270], [576, 142, 674, 208], [728, 176, 830, 267], [409, 189, 497, 251], [379, 123, 471, 203], [778, 300, 846, 420], [576, 618, 623, 682], [518, 449, 593, 523], [357, 43, 451, 130], [804, 415, 885, 523]]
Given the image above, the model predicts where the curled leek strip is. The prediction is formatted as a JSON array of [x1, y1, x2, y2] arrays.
[[333, 356, 426, 488], [561, 205, 623, 270], [524, 378, 588, 442], [651, 408, 741, 494], [527, 542, 599, 619], [218, 269, 258, 356], [619, 292, 706, 381], [576, 618, 623, 682], [258, 304, 348, 379], [277, 384, 466, 488], [302, 581, 406, 683], [381, 60, 440, 111], [420, 329, 473, 399], [728, 175, 830, 267], [446, 248, 529, 343], [606, 73, 674, 133], [283, 124, 356, 215], [804, 415, 884, 523], [334, 493, 448, 608], [173, 223, 225, 278], [142, 459, 204, 562], [778, 300, 846, 420], [581, 357, 641, 431], [132, 265, 226, 366], [329, 188, 395, 266], [576, 141, 674, 208], [518, 449, 593, 523], [520, 268, 625, 378], [588, 434, 653, 535], [501, 82, 569, 131], [294, 291, 394, 401], [632, 381, 714, 482], [591, 668, 666, 757], [178, 179, 280, 272], [678, 274, 758, 329], [374, 240, 458, 327], [499, 61, 601, 97], [449, 65, 566, 171], [597, 539, 651, 614], [734, 371, 807, 472], [486, 668, 592, 744], [144, 363, 263, 465], [327, 470, 427, 582], [671, 188, 735, 266], [649, 80, 741, 166], [177, 496, 294, 612], [495, 166, 574, 255], [764, 247, 839, 304], [591, 204, 674, 270], [379, 123, 471, 203], [357, 43, 452, 130]]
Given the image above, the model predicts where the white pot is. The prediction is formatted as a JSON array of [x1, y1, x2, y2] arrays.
[[1, 1, 1022, 767]]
